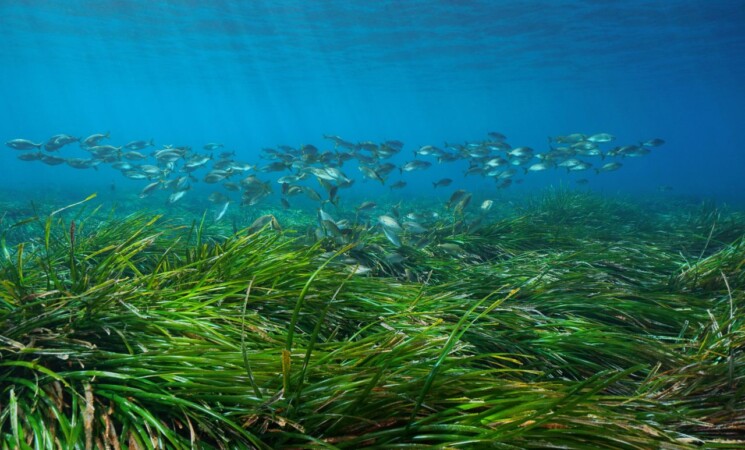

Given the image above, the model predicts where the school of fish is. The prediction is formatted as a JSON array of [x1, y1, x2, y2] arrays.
[[6, 131, 665, 249]]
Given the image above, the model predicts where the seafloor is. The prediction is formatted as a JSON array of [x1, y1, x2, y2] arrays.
[[1, 187, 744, 448]]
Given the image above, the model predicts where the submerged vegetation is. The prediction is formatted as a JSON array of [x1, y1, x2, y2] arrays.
[[1, 189, 744, 448]]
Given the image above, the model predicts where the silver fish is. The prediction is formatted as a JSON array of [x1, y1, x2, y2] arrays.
[[247, 214, 281, 233], [356, 201, 376, 211], [45, 134, 78, 151], [359, 166, 384, 183], [382, 227, 401, 247], [168, 190, 187, 204], [139, 181, 162, 198], [18, 152, 43, 161], [125, 139, 154, 150], [400, 160, 432, 172], [403, 221, 428, 234], [568, 162, 592, 171], [378, 215, 402, 232], [66, 158, 99, 169], [596, 162, 622, 173], [485, 157, 508, 168], [204, 170, 230, 183], [123, 170, 148, 179], [508, 147, 533, 157], [81, 132, 110, 148], [587, 133, 615, 143], [124, 151, 148, 160], [6, 139, 42, 150], [641, 138, 665, 147], [525, 163, 552, 173], [41, 154, 66, 165]]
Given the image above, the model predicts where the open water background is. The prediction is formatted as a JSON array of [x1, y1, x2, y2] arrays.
[[1, 1, 744, 206]]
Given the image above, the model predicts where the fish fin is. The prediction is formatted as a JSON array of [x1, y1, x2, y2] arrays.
[[374, 170, 384, 184]]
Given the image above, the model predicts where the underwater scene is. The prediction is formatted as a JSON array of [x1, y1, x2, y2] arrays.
[[2, 1, 745, 448]]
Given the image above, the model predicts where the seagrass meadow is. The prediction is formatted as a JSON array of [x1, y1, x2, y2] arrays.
[[0, 188, 743, 449]]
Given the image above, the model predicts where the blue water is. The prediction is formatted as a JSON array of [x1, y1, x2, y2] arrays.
[[2, 1, 744, 205]]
